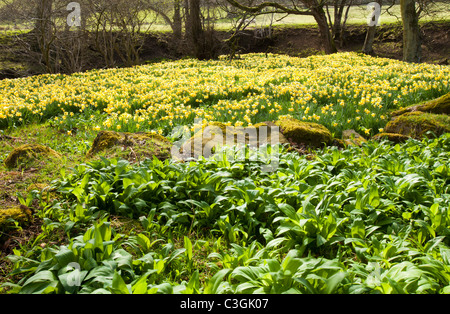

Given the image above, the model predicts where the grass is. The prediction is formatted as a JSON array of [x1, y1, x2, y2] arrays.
[[1, 3, 449, 34]]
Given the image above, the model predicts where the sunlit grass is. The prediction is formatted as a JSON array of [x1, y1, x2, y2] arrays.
[[0, 3, 448, 33]]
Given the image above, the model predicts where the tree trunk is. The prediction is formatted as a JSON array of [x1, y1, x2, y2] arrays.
[[362, 25, 376, 55], [312, 7, 337, 54], [189, 0, 206, 59], [173, 0, 183, 39], [400, 0, 421, 63], [184, 0, 191, 40], [35, 0, 52, 32], [35, 0, 55, 73], [332, 0, 343, 47]]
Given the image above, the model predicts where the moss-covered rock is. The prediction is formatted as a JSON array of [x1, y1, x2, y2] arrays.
[[371, 132, 411, 143], [384, 111, 450, 139], [87, 130, 172, 162], [342, 129, 367, 146], [179, 121, 289, 159], [87, 130, 122, 155], [275, 118, 333, 148], [332, 138, 346, 148], [0, 206, 33, 231], [3, 144, 61, 169], [391, 92, 450, 116]]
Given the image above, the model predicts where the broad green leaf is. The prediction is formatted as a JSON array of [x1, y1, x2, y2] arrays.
[[84, 265, 115, 282], [204, 269, 231, 294], [54, 247, 76, 268], [295, 277, 317, 294], [316, 234, 327, 247], [185, 270, 200, 294], [324, 271, 347, 294], [58, 269, 88, 293], [131, 274, 149, 294], [184, 236, 193, 262], [111, 271, 130, 294], [351, 218, 365, 239], [368, 185, 380, 208], [21, 271, 59, 294], [278, 203, 298, 221]]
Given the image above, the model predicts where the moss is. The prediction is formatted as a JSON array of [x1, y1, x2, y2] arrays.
[[179, 121, 290, 159], [180, 122, 246, 159], [384, 111, 450, 139], [372, 132, 411, 143], [253, 121, 290, 145], [392, 92, 450, 116], [26, 183, 51, 192], [275, 117, 332, 148], [3, 144, 61, 169], [342, 129, 367, 147], [87, 130, 172, 162], [0, 206, 33, 231], [26, 183, 57, 202], [332, 138, 347, 148], [86, 131, 122, 156]]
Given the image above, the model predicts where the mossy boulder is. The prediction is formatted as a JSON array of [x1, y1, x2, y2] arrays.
[[372, 132, 411, 143], [87, 130, 172, 162], [384, 111, 450, 139], [0, 206, 33, 231], [3, 144, 61, 169], [178, 121, 289, 159], [391, 93, 450, 116], [342, 129, 367, 147], [275, 118, 333, 148], [332, 138, 346, 148]]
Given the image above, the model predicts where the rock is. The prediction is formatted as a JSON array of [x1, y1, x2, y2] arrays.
[[275, 117, 333, 148], [384, 111, 450, 139], [3, 144, 61, 169], [0, 206, 33, 232], [332, 138, 346, 148], [391, 92, 450, 116], [178, 121, 289, 160], [342, 129, 367, 146], [371, 132, 411, 143], [87, 130, 172, 162]]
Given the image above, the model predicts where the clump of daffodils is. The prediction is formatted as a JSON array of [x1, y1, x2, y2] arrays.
[[0, 52, 448, 136]]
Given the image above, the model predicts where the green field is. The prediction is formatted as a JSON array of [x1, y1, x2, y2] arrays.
[[1, 3, 449, 33]]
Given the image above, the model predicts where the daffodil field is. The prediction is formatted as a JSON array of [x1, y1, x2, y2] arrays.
[[1, 52, 450, 296], [1, 52, 448, 137]]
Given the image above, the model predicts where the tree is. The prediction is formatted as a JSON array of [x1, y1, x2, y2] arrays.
[[189, 0, 205, 58], [224, 0, 338, 54], [0, 0, 89, 74], [34, 0, 57, 73], [185, 0, 220, 59], [148, 0, 183, 39], [362, 0, 382, 55], [400, 0, 421, 62], [326, 0, 354, 48], [386, 0, 440, 63]]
